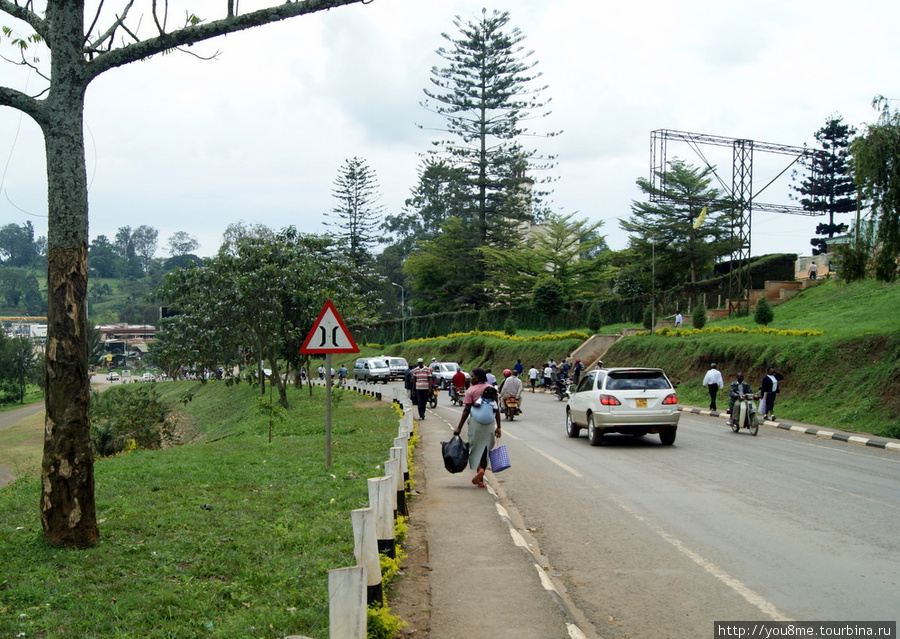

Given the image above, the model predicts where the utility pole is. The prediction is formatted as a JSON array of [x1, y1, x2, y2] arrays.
[[391, 282, 406, 343]]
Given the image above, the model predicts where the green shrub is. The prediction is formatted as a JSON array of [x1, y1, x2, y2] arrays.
[[692, 303, 707, 329], [642, 305, 653, 330], [754, 296, 774, 326], [368, 604, 406, 639], [89, 385, 171, 456], [503, 317, 516, 336]]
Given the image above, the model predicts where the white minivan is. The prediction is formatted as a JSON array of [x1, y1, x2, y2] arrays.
[[353, 357, 391, 384]]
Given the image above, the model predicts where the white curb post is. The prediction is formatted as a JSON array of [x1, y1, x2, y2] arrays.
[[328, 565, 367, 639], [393, 436, 409, 483], [389, 446, 407, 517], [351, 507, 383, 607], [383, 458, 400, 519], [367, 476, 395, 558]]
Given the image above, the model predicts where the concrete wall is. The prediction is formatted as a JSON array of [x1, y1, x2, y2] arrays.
[[569, 334, 623, 368]]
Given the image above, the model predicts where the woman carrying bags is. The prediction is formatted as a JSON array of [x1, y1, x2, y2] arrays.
[[452, 367, 501, 488]]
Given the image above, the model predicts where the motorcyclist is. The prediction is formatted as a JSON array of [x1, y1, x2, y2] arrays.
[[449, 368, 467, 402], [727, 372, 755, 426], [498, 368, 523, 414]]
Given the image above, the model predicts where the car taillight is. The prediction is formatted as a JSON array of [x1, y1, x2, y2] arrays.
[[599, 394, 621, 406], [662, 393, 678, 405]]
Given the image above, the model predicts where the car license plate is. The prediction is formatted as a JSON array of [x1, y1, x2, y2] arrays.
[[635, 398, 647, 408]]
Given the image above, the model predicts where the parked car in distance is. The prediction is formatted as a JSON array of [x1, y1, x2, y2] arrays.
[[431, 362, 471, 389], [386, 357, 409, 380], [353, 357, 391, 384], [565, 367, 680, 446], [106, 371, 120, 381], [139, 372, 156, 382]]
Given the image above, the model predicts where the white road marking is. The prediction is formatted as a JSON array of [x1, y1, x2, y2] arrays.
[[609, 495, 793, 622], [504, 431, 583, 478]]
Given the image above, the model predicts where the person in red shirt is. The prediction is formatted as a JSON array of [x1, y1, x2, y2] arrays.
[[450, 368, 467, 401]]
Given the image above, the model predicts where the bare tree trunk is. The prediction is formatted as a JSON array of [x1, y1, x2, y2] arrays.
[[40, 1, 98, 547]]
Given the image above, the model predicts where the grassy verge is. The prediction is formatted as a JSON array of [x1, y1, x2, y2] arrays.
[[0, 381, 401, 639], [0, 410, 44, 479]]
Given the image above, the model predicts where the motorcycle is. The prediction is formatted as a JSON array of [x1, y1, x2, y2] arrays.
[[503, 395, 519, 421], [731, 392, 760, 436], [427, 382, 439, 409], [450, 385, 465, 407], [554, 377, 571, 402]]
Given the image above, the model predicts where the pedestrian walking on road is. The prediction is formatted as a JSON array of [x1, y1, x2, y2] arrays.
[[412, 358, 433, 420], [453, 368, 501, 487], [759, 365, 784, 421], [528, 365, 540, 392], [702, 363, 724, 410]]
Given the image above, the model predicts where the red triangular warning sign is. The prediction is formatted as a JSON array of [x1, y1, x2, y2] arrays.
[[300, 300, 360, 354]]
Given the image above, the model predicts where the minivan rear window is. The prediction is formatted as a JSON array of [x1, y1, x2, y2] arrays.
[[606, 371, 670, 391]]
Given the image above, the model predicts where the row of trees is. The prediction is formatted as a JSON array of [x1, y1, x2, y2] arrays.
[[87, 226, 201, 279], [151, 224, 378, 410]]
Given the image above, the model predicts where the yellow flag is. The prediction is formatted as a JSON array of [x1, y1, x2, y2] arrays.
[[693, 206, 708, 229]]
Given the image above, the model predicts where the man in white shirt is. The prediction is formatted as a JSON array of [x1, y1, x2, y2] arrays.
[[702, 363, 724, 410]]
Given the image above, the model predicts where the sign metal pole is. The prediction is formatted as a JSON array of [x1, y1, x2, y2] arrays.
[[325, 352, 332, 469]]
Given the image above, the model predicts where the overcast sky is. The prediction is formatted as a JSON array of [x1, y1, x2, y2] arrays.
[[2, 0, 899, 260]]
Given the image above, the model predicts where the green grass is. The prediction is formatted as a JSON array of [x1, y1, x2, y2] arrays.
[[709, 278, 900, 338], [0, 381, 402, 639], [604, 279, 900, 438]]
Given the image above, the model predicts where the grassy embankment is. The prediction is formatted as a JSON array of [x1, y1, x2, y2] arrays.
[[0, 381, 403, 639]]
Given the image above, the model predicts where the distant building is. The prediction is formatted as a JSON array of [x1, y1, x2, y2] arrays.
[[95, 324, 157, 365]]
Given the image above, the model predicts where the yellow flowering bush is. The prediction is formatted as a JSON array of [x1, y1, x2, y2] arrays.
[[637, 326, 823, 338], [406, 329, 590, 344]]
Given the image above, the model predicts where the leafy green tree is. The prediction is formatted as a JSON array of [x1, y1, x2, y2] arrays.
[[88, 235, 119, 278], [131, 225, 159, 275], [0, 221, 42, 267], [482, 212, 610, 305], [325, 156, 384, 268], [113, 226, 144, 279], [532, 277, 564, 332], [0, 334, 40, 403], [851, 96, 900, 282], [0, 268, 44, 314], [754, 296, 774, 326], [382, 157, 469, 259], [792, 115, 857, 255], [622, 159, 731, 288], [403, 217, 481, 314], [420, 9, 557, 244], [166, 231, 200, 257], [0, 0, 371, 547], [88, 282, 111, 304]]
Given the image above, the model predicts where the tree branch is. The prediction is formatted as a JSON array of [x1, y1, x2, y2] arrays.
[[0, 0, 46, 39], [0, 84, 44, 123], [85, 0, 367, 80]]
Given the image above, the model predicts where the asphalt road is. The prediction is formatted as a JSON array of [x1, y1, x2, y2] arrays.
[[423, 386, 900, 639]]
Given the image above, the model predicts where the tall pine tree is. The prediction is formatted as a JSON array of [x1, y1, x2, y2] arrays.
[[622, 160, 731, 288], [420, 9, 557, 245], [792, 115, 857, 255], [325, 157, 384, 269]]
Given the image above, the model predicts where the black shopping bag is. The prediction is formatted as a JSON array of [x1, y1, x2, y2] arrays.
[[440, 435, 470, 474]]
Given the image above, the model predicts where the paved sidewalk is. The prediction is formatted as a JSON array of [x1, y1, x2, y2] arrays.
[[413, 412, 587, 639]]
